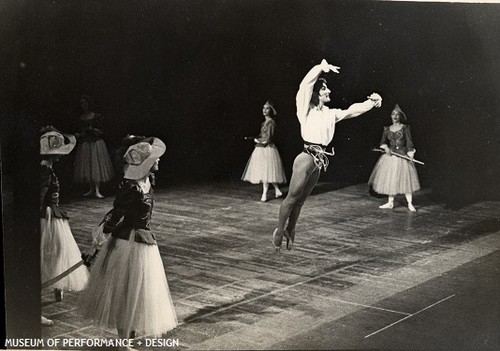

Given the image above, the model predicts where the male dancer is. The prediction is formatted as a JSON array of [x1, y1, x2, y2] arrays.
[[273, 59, 382, 251]]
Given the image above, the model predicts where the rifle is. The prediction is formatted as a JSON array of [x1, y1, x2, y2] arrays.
[[372, 148, 424, 165]]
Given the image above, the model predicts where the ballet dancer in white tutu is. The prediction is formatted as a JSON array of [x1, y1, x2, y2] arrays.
[[369, 104, 420, 212], [40, 126, 90, 324], [73, 95, 114, 198], [242, 100, 287, 202], [80, 136, 177, 349]]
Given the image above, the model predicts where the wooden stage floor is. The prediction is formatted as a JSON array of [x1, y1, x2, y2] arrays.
[[42, 181, 500, 350]]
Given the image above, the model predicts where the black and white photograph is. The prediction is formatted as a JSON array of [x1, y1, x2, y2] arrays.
[[1, 0, 500, 350]]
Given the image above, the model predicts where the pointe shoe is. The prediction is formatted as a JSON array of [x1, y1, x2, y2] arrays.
[[285, 229, 295, 250], [261, 194, 268, 202], [54, 289, 63, 302], [408, 203, 416, 212], [275, 189, 283, 198], [41, 316, 54, 327], [95, 192, 104, 199], [272, 228, 283, 251], [379, 202, 394, 209], [83, 190, 93, 197]]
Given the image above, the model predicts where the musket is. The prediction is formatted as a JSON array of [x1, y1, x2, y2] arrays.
[[41, 260, 86, 288], [372, 148, 425, 165], [41, 249, 99, 288]]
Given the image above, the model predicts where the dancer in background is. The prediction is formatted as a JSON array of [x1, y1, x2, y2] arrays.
[[368, 104, 420, 212], [80, 136, 177, 347], [273, 59, 382, 251], [242, 100, 286, 202], [73, 95, 114, 198], [40, 126, 90, 310]]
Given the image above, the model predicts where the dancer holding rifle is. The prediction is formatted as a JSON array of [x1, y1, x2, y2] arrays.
[[368, 104, 421, 212], [80, 136, 177, 348], [40, 126, 90, 324], [242, 100, 286, 202], [272, 59, 382, 251]]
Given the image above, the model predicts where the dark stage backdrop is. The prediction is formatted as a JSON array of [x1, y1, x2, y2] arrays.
[[1, 0, 500, 340], [4, 0, 500, 204]]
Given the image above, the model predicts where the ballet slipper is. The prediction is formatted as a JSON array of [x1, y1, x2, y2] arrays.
[[275, 189, 283, 198], [272, 228, 283, 251], [379, 202, 394, 209], [95, 192, 105, 199], [285, 229, 294, 250], [261, 194, 268, 202], [408, 203, 416, 212], [41, 316, 54, 327], [54, 289, 63, 302]]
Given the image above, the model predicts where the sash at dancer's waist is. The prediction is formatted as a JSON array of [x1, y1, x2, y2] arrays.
[[303, 140, 328, 149], [302, 141, 334, 171]]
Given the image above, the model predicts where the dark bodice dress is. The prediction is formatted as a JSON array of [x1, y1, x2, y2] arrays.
[[102, 176, 157, 245], [40, 165, 68, 219], [379, 124, 415, 156], [77, 113, 105, 142], [255, 118, 276, 148]]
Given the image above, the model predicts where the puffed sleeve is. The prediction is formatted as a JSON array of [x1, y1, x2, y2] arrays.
[[102, 181, 141, 234], [404, 125, 415, 152], [379, 126, 390, 148], [256, 120, 275, 146], [40, 166, 51, 205], [296, 64, 324, 124]]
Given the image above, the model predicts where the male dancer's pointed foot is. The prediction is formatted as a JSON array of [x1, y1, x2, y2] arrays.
[[285, 229, 294, 250], [379, 202, 394, 209], [272, 228, 283, 251], [408, 203, 416, 212]]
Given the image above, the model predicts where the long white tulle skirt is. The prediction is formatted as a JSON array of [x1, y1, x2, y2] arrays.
[[41, 208, 90, 290], [79, 231, 178, 337], [369, 154, 421, 195], [241, 145, 287, 184], [73, 139, 114, 184]]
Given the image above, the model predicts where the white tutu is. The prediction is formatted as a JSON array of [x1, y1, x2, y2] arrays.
[[73, 139, 115, 184], [79, 231, 178, 337], [41, 208, 90, 290], [369, 154, 421, 195], [241, 145, 287, 184]]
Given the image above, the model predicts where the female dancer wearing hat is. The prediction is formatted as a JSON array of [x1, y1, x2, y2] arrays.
[[73, 95, 114, 198], [242, 100, 287, 202], [368, 104, 420, 212], [80, 136, 177, 346], [40, 126, 90, 322], [272, 59, 382, 251]]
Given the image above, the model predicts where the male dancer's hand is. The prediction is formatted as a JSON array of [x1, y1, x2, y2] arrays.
[[320, 59, 340, 73], [368, 93, 382, 108]]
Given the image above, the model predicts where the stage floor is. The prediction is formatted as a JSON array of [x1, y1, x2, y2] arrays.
[[42, 181, 500, 350]]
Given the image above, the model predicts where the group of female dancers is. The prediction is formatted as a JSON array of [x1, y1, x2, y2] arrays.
[[40, 59, 420, 348], [40, 127, 178, 348]]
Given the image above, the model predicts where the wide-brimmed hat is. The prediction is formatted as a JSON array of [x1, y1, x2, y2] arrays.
[[393, 104, 407, 122], [264, 100, 277, 116], [123, 137, 166, 180], [40, 129, 76, 155]]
